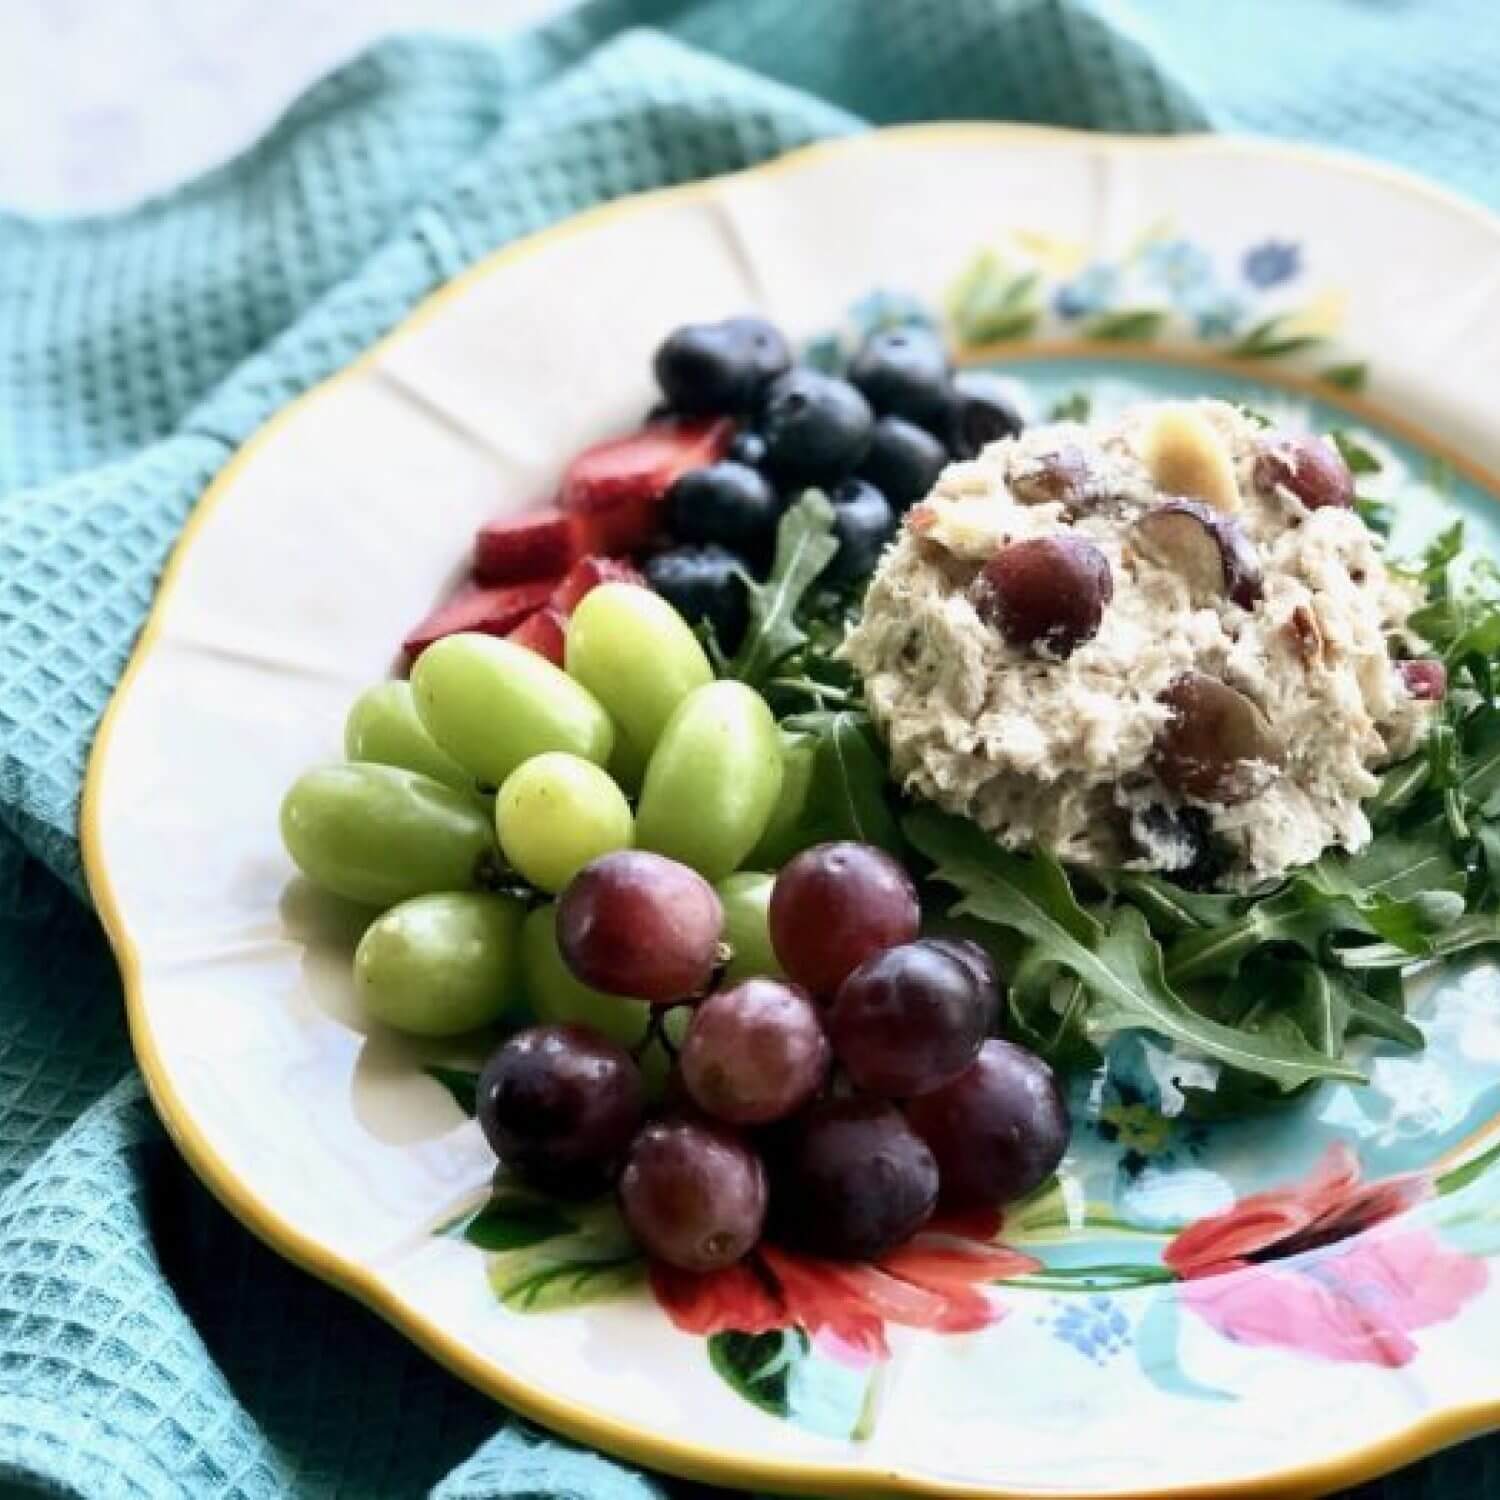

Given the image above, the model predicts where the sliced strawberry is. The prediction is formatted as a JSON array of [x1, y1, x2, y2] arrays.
[[403, 579, 554, 662], [507, 606, 568, 667], [562, 417, 733, 554], [473, 507, 577, 585], [548, 555, 646, 616]]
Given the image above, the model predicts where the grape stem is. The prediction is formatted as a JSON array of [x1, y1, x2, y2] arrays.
[[636, 1004, 686, 1063]]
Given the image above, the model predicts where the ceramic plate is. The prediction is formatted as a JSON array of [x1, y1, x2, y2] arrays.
[[83, 127, 1500, 1498]]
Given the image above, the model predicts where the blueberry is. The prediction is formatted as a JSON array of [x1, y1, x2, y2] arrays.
[[654, 317, 791, 415], [728, 429, 768, 467], [859, 416, 948, 511], [757, 369, 873, 486], [644, 545, 749, 652], [848, 325, 952, 428], [946, 370, 1025, 459], [666, 461, 781, 564], [827, 478, 896, 586]]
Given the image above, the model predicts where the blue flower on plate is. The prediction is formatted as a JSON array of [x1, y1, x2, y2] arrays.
[[1191, 292, 1247, 339], [849, 288, 935, 336], [1047, 1296, 1132, 1365], [1241, 240, 1302, 288], [1052, 262, 1119, 320], [1141, 239, 1213, 295]]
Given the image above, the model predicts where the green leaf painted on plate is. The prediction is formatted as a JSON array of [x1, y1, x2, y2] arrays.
[[1134, 1290, 1235, 1403], [424, 1065, 479, 1117], [1321, 361, 1369, 392], [1330, 430, 1382, 475], [707, 1330, 873, 1439], [905, 808, 1362, 1088], [1228, 315, 1323, 360], [484, 1196, 644, 1311], [488, 1250, 644, 1311], [801, 332, 845, 375], [1082, 308, 1165, 342], [946, 253, 1042, 346], [456, 1194, 576, 1252], [1049, 391, 1093, 423]]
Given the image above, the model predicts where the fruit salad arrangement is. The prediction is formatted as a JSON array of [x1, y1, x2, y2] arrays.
[[400, 316, 1019, 663], [282, 306, 1500, 1276]]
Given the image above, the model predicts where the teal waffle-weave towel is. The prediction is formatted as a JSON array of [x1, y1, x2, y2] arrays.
[[3, 1, 1499, 1495]]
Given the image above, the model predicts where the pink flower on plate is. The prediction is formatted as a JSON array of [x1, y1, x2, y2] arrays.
[[1164, 1143, 1487, 1368], [650, 1208, 1039, 1365]]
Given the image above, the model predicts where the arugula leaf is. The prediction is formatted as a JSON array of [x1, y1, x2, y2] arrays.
[[1340, 968, 1425, 1050], [780, 709, 905, 856], [1091, 870, 1243, 936], [726, 491, 839, 689], [1004, 956, 1097, 1070], [1165, 827, 1465, 983], [906, 808, 1363, 1088], [1336, 910, 1500, 970]]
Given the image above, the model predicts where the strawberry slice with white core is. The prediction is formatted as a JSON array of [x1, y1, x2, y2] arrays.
[[561, 417, 734, 554], [474, 507, 576, 584]]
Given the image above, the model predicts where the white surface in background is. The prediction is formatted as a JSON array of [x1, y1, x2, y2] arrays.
[[0, 0, 559, 214]]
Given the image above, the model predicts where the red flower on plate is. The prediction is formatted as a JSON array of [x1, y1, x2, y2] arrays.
[[650, 1209, 1040, 1365], [1164, 1143, 1486, 1368]]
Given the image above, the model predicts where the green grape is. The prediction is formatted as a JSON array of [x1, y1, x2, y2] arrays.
[[519, 903, 685, 1099], [717, 871, 784, 983], [495, 752, 633, 894], [411, 632, 614, 787], [636, 682, 784, 881], [748, 729, 816, 867], [344, 680, 470, 792], [281, 763, 497, 906], [565, 584, 712, 768], [355, 892, 525, 1036], [607, 732, 649, 797]]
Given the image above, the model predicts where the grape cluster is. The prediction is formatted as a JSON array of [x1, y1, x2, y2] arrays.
[[475, 840, 1070, 1273]]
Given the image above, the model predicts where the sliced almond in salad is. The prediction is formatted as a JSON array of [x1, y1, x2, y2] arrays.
[[1139, 405, 1242, 513]]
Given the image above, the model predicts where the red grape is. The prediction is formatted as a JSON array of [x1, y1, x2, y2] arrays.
[[557, 851, 724, 1003], [973, 535, 1113, 658], [679, 979, 829, 1125], [619, 1118, 767, 1271], [769, 842, 920, 997], [477, 1024, 644, 1196], [1399, 659, 1447, 701], [1153, 672, 1284, 805], [922, 937, 1000, 1033], [768, 1098, 937, 1260], [1253, 432, 1354, 512], [905, 1040, 1070, 1208], [1134, 501, 1263, 609], [827, 940, 987, 1097]]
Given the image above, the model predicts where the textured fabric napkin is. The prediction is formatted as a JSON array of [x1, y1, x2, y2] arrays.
[[3, 1, 1499, 1494]]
